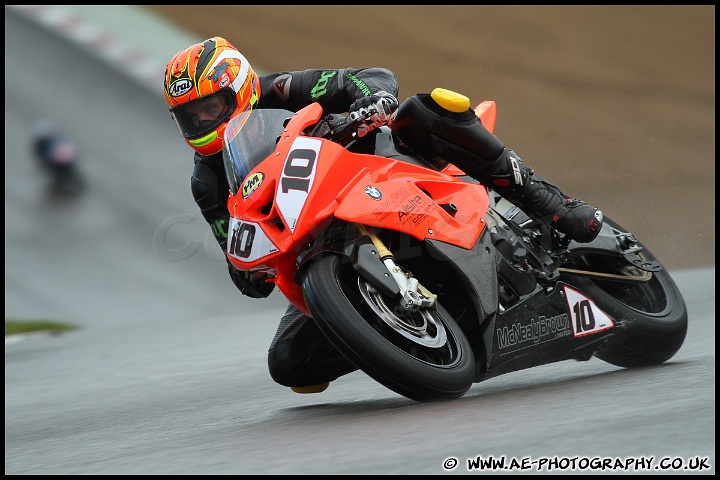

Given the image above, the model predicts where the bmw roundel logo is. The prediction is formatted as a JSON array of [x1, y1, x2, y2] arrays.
[[365, 185, 382, 200]]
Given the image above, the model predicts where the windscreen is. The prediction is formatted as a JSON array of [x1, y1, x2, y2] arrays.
[[222, 108, 294, 194]]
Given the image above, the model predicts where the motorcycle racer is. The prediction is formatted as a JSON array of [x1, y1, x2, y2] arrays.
[[31, 119, 85, 195], [163, 36, 604, 393]]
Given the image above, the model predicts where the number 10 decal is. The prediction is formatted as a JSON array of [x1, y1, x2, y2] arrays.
[[227, 217, 278, 263], [564, 285, 615, 337], [276, 137, 321, 232]]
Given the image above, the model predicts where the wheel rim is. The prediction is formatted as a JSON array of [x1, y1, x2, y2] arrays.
[[358, 277, 447, 348], [341, 271, 462, 368]]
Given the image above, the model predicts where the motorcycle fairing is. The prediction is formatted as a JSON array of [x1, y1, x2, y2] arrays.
[[423, 234, 499, 379], [482, 282, 616, 380], [226, 117, 492, 307], [333, 169, 490, 249]]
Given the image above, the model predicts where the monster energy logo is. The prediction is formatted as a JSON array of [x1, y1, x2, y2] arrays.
[[345, 73, 372, 96], [310, 70, 338, 99], [211, 219, 227, 239]]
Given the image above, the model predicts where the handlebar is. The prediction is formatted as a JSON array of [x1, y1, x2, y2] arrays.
[[309, 111, 373, 147]]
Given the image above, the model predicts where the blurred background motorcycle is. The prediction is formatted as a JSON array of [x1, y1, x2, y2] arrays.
[[31, 119, 85, 196]]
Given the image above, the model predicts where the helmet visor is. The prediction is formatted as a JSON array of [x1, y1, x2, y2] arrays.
[[171, 90, 237, 139]]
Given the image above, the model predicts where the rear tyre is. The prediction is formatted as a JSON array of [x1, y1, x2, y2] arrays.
[[560, 218, 688, 368]]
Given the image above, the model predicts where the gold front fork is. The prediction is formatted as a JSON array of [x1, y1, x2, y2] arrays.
[[357, 225, 437, 308]]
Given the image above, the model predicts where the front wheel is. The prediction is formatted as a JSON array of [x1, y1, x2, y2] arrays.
[[560, 218, 688, 368], [302, 254, 476, 402]]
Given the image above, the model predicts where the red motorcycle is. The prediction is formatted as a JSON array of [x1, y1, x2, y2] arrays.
[[223, 91, 687, 402]]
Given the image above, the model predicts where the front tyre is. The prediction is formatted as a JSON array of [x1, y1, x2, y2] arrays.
[[302, 254, 475, 402]]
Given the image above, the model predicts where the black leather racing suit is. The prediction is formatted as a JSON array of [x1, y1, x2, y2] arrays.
[[190, 68, 399, 388]]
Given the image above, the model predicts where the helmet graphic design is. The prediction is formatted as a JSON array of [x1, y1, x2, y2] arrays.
[[164, 36, 261, 156]]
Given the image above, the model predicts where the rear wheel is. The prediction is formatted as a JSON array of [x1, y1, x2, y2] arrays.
[[302, 254, 475, 402], [560, 218, 688, 367]]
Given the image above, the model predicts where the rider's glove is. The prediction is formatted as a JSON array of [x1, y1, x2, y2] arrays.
[[348, 91, 399, 138], [229, 265, 275, 299]]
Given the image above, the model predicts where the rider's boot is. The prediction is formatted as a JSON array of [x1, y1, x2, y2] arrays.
[[479, 148, 604, 243]]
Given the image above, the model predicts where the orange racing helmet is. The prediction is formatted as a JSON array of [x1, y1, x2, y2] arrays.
[[164, 36, 261, 156]]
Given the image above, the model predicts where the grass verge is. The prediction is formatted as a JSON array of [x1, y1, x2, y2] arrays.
[[5, 319, 78, 336]]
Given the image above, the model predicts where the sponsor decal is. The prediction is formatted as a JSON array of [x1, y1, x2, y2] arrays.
[[208, 60, 230, 82], [242, 172, 264, 199], [273, 74, 292, 102], [365, 185, 382, 200], [369, 187, 437, 225], [310, 70, 337, 100], [210, 218, 227, 239], [397, 194, 437, 226], [372, 187, 410, 222], [497, 313, 572, 350], [496, 286, 616, 351], [169, 78, 193, 97], [345, 72, 372, 96]]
